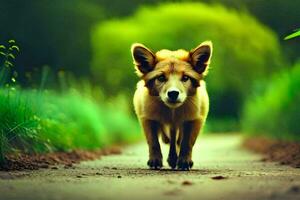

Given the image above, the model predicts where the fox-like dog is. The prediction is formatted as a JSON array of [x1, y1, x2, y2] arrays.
[[131, 41, 212, 170]]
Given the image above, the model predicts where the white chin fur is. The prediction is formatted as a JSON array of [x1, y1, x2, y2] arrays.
[[163, 101, 183, 109]]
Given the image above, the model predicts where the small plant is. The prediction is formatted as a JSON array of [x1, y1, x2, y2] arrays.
[[284, 29, 300, 40], [0, 40, 19, 164], [0, 40, 20, 88]]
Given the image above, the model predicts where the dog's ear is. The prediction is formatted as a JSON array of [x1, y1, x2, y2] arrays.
[[131, 43, 156, 76], [190, 41, 213, 74]]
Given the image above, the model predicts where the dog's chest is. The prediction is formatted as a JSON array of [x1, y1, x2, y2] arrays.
[[144, 100, 200, 123]]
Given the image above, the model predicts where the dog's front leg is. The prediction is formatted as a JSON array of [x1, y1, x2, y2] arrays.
[[177, 119, 202, 170], [141, 119, 163, 169]]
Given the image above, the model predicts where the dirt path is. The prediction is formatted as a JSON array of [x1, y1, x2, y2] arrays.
[[0, 134, 300, 200]]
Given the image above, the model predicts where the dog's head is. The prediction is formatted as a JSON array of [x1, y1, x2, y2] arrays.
[[131, 41, 212, 108]]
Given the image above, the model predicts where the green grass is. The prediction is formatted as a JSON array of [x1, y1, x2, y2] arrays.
[[0, 40, 141, 165], [242, 62, 300, 141], [0, 88, 140, 164]]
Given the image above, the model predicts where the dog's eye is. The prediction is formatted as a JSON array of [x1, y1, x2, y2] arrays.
[[181, 75, 190, 82], [157, 75, 166, 82]]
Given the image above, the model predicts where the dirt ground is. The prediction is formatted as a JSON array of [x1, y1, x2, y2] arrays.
[[0, 134, 300, 200], [244, 137, 300, 168], [1, 147, 121, 170]]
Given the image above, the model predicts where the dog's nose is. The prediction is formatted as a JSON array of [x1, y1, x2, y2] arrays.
[[167, 90, 179, 102]]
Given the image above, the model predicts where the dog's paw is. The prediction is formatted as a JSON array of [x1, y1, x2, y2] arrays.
[[177, 157, 193, 171], [147, 158, 162, 170], [167, 155, 178, 169]]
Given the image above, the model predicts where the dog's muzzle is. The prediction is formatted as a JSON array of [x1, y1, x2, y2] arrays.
[[167, 90, 180, 103]]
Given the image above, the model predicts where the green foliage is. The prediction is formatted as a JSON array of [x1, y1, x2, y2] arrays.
[[0, 0, 298, 83], [242, 62, 300, 141], [91, 2, 282, 118], [194, 0, 300, 61], [284, 29, 300, 40], [0, 39, 141, 164], [0, 88, 140, 163], [197, 0, 300, 35]]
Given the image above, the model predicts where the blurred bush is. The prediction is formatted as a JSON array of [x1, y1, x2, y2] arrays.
[[242, 62, 300, 141], [0, 88, 140, 161], [183, 0, 300, 61], [91, 2, 283, 119], [197, 0, 300, 37]]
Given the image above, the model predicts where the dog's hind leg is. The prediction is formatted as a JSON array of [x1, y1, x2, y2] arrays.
[[161, 125, 170, 144]]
